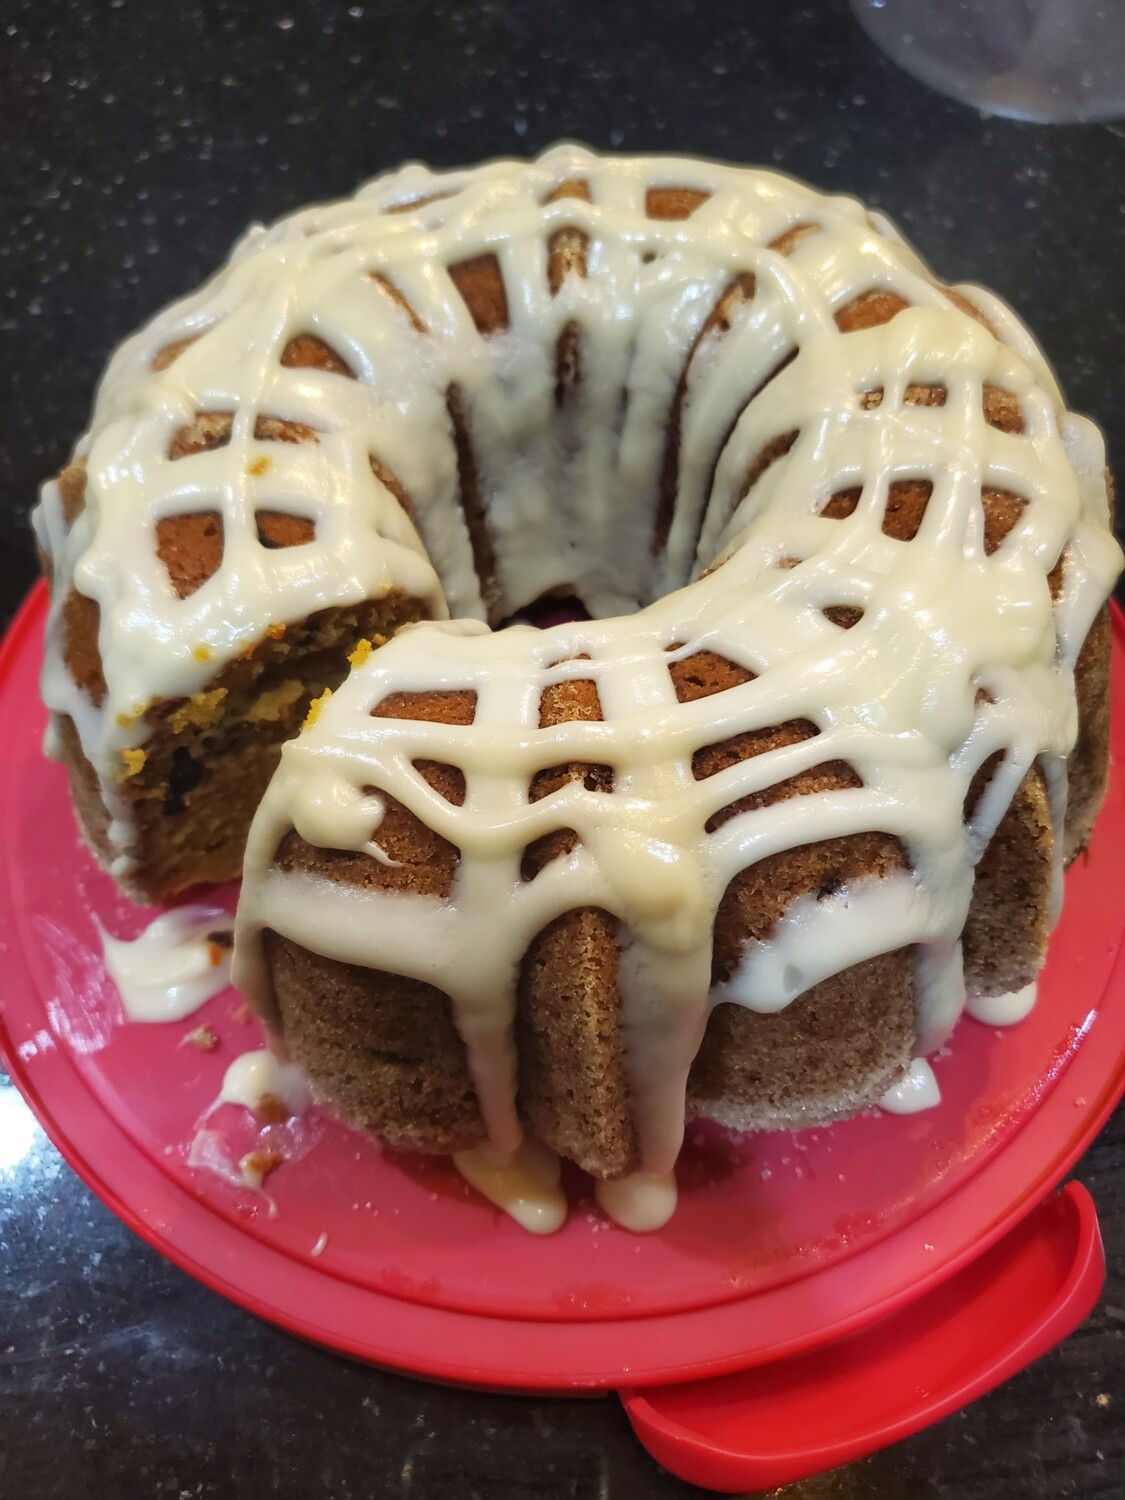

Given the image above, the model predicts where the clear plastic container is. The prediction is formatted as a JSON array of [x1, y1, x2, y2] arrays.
[[851, 0, 1125, 123]]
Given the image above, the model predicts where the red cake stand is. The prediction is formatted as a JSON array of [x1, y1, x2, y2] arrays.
[[2, 582, 1123, 1493]]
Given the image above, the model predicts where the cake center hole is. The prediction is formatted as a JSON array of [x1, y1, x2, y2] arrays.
[[498, 593, 592, 630]]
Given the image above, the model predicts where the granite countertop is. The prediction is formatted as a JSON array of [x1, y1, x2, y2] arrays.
[[1, 2, 1123, 1495]]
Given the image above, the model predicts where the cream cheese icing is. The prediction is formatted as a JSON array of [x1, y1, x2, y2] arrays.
[[31, 146, 1121, 1187], [98, 906, 234, 1023], [879, 1057, 942, 1115]]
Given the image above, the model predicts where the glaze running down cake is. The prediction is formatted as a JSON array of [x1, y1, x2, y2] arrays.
[[35, 148, 1120, 1217]]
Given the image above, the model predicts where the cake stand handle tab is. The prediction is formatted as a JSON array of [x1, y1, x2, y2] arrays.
[[620, 1181, 1104, 1494]]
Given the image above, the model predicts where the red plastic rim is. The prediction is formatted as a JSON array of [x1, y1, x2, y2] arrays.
[[2, 582, 1123, 1390]]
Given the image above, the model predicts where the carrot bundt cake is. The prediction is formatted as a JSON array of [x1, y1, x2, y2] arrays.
[[35, 147, 1120, 1211]]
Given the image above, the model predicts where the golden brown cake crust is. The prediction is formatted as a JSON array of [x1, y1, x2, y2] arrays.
[[266, 931, 487, 1154], [688, 949, 915, 1131]]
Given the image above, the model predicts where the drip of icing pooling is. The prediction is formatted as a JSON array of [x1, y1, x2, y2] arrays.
[[967, 981, 1039, 1026], [595, 1171, 678, 1233], [879, 1057, 942, 1115], [453, 1139, 678, 1234], [219, 1049, 312, 1117], [453, 1138, 567, 1235], [99, 906, 234, 1022], [187, 1049, 317, 1209]]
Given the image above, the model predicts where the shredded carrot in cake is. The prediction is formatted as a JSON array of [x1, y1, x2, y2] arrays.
[[303, 688, 332, 729], [117, 747, 146, 781], [348, 638, 373, 668]]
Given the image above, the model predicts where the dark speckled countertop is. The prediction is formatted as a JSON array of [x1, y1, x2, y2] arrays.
[[1, 2, 1123, 1496]]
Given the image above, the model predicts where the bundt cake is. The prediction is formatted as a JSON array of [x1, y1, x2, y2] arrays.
[[35, 147, 1120, 1218]]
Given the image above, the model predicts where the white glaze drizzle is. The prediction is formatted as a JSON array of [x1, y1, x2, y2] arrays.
[[453, 1138, 567, 1235], [966, 981, 1039, 1026], [594, 1171, 679, 1233], [879, 1057, 942, 1115], [99, 906, 233, 1022], [32, 147, 1119, 1176], [219, 1049, 311, 1117]]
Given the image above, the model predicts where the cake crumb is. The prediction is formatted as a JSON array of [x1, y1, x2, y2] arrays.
[[1096, 1393, 1110, 1408], [168, 686, 228, 732], [240, 1149, 284, 1189], [192, 644, 213, 662], [246, 678, 305, 723], [256, 1092, 291, 1124], [232, 1001, 252, 1024], [247, 456, 272, 477], [182, 1025, 219, 1052], [240, 620, 287, 660], [304, 688, 333, 729]]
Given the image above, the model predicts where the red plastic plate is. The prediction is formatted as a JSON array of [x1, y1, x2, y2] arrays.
[[623, 1180, 1106, 1491], [2, 583, 1123, 1390]]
